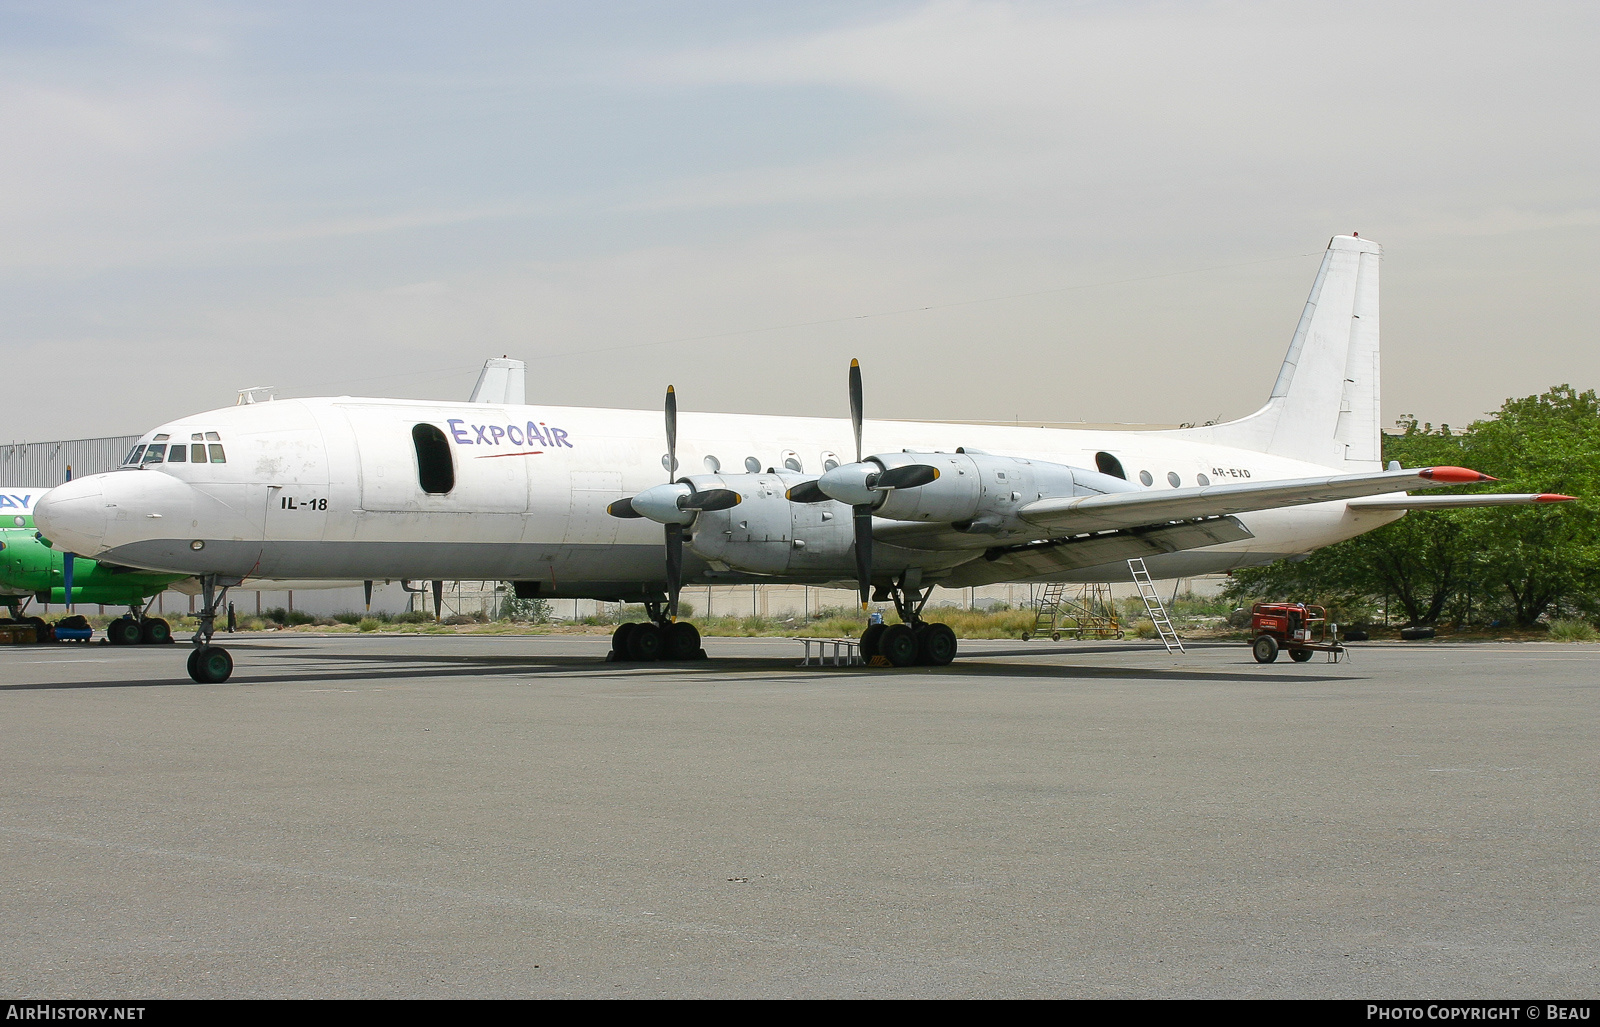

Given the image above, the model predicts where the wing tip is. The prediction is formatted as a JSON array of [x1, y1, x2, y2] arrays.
[[1419, 466, 1497, 483], [1536, 493, 1578, 502]]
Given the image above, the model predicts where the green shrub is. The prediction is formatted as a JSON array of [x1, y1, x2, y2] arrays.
[[357, 617, 381, 632], [331, 611, 364, 625], [1548, 618, 1597, 641]]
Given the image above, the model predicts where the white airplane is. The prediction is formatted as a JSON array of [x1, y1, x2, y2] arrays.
[[35, 235, 1571, 682]]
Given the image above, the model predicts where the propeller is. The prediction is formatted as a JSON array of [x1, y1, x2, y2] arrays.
[[786, 360, 939, 610], [606, 386, 742, 622]]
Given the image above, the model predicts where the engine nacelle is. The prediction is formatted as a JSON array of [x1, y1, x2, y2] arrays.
[[682, 471, 857, 576], [870, 450, 1139, 534]]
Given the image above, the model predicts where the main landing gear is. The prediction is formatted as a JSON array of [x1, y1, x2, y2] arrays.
[[106, 606, 174, 646], [186, 575, 235, 683], [609, 601, 708, 662], [858, 576, 958, 668]]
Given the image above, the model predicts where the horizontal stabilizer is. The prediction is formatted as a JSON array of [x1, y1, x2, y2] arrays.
[[1017, 465, 1496, 536], [1346, 493, 1576, 510]]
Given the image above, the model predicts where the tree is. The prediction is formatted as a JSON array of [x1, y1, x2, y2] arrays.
[[1226, 386, 1599, 628]]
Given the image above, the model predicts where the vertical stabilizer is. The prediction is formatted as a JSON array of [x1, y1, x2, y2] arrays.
[[469, 357, 527, 405], [1169, 235, 1383, 470]]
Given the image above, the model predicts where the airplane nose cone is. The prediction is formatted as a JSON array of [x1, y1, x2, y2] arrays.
[[34, 477, 109, 555]]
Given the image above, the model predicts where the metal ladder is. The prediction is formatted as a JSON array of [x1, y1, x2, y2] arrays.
[[1127, 558, 1184, 653], [1030, 582, 1068, 638]]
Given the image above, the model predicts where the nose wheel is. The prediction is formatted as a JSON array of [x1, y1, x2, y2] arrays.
[[185, 575, 237, 683]]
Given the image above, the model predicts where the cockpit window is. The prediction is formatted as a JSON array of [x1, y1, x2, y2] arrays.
[[192, 444, 207, 463], [413, 424, 454, 494], [141, 444, 167, 465], [208, 444, 227, 464], [167, 444, 187, 463], [204, 432, 220, 442], [125, 445, 146, 466]]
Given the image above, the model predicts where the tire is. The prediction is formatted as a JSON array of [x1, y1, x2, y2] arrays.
[[140, 618, 172, 645], [1020, 632, 1031, 642], [1051, 632, 1062, 642], [919, 623, 958, 666], [625, 622, 663, 662], [611, 622, 637, 659], [189, 645, 233, 683], [664, 621, 701, 661], [1289, 648, 1313, 662], [1252, 635, 1279, 663], [108, 618, 141, 647], [859, 623, 887, 659], [879, 623, 918, 667]]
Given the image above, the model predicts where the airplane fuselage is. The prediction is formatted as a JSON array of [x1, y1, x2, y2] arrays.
[[36, 395, 1402, 598]]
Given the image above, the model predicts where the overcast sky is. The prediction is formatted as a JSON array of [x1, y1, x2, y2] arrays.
[[4, 0, 1597, 440]]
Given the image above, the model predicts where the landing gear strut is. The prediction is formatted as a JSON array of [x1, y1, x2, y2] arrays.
[[187, 575, 235, 683], [608, 600, 708, 663], [860, 574, 958, 667]]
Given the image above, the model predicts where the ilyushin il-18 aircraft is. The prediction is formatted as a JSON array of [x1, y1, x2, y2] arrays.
[[35, 235, 1573, 682]]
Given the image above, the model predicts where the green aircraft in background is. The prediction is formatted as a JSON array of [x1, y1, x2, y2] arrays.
[[0, 486, 186, 644]]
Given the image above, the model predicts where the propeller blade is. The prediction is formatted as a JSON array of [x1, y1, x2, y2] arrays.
[[785, 480, 829, 504], [681, 488, 741, 512], [607, 497, 643, 518], [848, 359, 863, 464], [665, 521, 683, 621], [875, 464, 940, 490], [853, 504, 873, 610], [665, 385, 677, 480], [62, 466, 74, 610]]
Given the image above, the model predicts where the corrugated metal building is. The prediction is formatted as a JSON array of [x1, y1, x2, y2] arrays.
[[0, 436, 140, 485]]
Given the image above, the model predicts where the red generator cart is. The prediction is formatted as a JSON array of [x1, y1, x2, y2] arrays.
[[1250, 603, 1346, 663]]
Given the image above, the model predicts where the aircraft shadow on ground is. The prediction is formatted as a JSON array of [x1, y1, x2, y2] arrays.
[[0, 641, 1359, 689]]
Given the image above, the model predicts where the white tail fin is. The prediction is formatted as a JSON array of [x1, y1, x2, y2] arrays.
[[1171, 235, 1382, 470], [469, 357, 527, 405]]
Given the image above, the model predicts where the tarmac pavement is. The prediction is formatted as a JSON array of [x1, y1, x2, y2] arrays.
[[1, 634, 1595, 998]]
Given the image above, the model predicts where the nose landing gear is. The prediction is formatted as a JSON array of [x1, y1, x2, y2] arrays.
[[187, 575, 237, 683]]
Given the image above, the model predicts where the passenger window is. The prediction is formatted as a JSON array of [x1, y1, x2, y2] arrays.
[[821, 451, 840, 471], [1197, 473, 1210, 486], [209, 444, 227, 463], [192, 444, 207, 463], [744, 457, 761, 473], [703, 455, 721, 473], [412, 423, 454, 494], [1138, 470, 1153, 486], [167, 445, 187, 463], [127, 445, 146, 466], [1167, 472, 1181, 488], [141, 445, 167, 465], [1095, 452, 1126, 480], [782, 450, 803, 473]]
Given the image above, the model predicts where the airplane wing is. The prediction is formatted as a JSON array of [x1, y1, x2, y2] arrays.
[[1013, 466, 1496, 536]]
